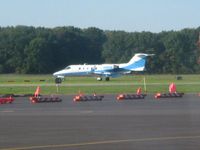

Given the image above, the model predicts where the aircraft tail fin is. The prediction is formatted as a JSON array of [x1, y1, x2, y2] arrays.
[[124, 53, 154, 71]]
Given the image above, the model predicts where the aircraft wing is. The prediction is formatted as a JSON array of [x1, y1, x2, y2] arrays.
[[92, 68, 129, 78]]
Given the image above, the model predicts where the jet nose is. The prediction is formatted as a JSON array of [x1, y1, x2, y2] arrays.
[[53, 72, 59, 76]]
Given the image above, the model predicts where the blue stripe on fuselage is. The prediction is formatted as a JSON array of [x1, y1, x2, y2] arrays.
[[61, 71, 91, 76]]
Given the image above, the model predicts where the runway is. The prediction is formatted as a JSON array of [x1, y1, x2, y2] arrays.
[[0, 94, 200, 150]]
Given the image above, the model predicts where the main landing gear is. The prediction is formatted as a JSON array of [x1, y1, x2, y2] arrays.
[[105, 77, 110, 81], [96, 77, 110, 81]]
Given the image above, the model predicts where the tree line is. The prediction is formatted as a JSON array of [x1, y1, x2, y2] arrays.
[[0, 25, 200, 74]]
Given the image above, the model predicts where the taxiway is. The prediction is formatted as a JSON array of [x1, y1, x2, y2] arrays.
[[0, 94, 200, 150]]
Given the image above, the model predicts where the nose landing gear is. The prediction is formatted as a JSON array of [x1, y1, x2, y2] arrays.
[[55, 78, 62, 84]]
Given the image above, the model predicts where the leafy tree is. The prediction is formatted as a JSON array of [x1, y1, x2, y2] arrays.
[[0, 25, 200, 74]]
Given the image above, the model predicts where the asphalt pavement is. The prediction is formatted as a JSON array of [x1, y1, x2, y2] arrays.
[[0, 94, 200, 150]]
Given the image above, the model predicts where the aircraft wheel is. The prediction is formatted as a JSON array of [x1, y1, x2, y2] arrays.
[[55, 78, 62, 84], [97, 77, 102, 81], [105, 77, 110, 81]]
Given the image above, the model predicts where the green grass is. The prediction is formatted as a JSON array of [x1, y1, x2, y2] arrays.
[[0, 74, 200, 94]]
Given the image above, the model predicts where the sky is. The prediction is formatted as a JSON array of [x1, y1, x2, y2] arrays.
[[0, 0, 200, 33]]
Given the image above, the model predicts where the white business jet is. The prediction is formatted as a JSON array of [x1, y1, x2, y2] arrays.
[[53, 53, 153, 83]]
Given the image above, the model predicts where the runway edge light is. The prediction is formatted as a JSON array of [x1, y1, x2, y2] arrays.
[[116, 87, 146, 100], [73, 91, 104, 102], [29, 86, 62, 103], [154, 83, 184, 99]]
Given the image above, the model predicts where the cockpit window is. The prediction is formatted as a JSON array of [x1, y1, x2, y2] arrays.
[[65, 66, 71, 70]]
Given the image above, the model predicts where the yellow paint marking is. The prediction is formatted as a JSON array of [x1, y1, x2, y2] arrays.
[[1, 135, 200, 150], [0, 110, 14, 113]]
